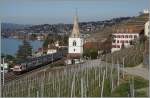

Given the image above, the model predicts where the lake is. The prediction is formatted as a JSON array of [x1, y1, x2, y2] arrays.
[[1, 38, 43, 56]]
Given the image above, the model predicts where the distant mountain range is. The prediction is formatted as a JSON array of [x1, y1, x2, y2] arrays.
[[1, 23, 32, 31], [1, 16, 132, 36]]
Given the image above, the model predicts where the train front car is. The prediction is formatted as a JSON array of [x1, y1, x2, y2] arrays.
[[13, 63, 27, 74]]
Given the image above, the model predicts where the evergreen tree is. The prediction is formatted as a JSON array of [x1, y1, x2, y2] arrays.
[[16, 40, 32, 61], [83, 48, 98, 59], [43, 36, 54, 49]]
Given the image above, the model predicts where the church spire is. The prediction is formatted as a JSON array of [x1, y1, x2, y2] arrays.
[[71, 9, 80, 37]]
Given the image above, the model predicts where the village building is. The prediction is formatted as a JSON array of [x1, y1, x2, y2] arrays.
[[111, 26, 140, 52], [47, 44, 57, 54]]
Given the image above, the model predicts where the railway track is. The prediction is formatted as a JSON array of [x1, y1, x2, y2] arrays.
[[1, 59, 63, 85]]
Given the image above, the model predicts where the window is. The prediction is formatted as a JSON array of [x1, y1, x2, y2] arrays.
[[125, 40, 128, 43], [120, 40, 124, 43], [74, 49, 76, 52], [125, 35, 128, 38], [117, 40, 119, 43], [134, 35, 137, 38], [117, 45, 120, 48], [113, 40, 116, 43], [73, 41, 76, 46], [112, 45, 116, 48], [112, 35, 116, 38], [129, 35, 132, 38], [117, 35, 120, 38], [122, 35, 124, 38]]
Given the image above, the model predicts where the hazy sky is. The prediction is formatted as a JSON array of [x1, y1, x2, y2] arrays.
[[0, 0, 149, 24]]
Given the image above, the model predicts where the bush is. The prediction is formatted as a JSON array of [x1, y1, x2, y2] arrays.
[[83, 48, 98, 59]]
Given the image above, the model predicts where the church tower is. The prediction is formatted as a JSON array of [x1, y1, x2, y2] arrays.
[[68, 12, 84, 61]]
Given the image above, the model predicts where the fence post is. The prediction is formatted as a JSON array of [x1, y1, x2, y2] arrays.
[[122, 57, 125, 79], [81, 78, 83, 98], [101, 70, 105, 97], [117, 60, 120, 86]]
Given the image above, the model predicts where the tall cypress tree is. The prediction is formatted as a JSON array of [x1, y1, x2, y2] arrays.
[[16, 40, 32, 61]]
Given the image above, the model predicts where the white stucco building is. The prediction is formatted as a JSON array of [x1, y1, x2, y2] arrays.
[[145, 21, 149, 37], [66, 13, 84, 64], [69, 38, 83, 54], [47, 44, 57, 54], [111, 29, 139, 52], [143, 9, 149, 14]]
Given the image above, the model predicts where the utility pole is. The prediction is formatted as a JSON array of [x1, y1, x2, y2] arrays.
[[2, 58, 5, 86]]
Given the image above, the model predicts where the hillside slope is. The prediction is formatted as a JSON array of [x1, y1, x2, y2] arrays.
[[88, 13, 149, 42]]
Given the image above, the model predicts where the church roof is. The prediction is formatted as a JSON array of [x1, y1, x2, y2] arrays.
[[71, 14, 80, 37]]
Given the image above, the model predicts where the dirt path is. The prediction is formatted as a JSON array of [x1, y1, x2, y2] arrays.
[[123, 64, 149, 80]]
